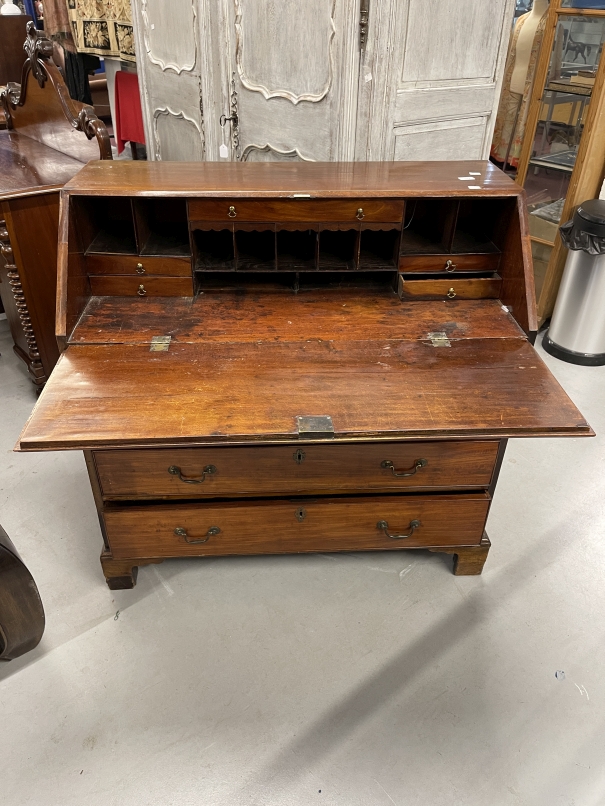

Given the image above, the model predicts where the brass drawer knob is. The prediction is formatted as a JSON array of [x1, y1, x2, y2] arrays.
[[444, 260, 457, 273], [175, 525, 221, 544], [446, 287, 456, 299], [381, 458, 428, 477], [137, 284, 147, 296], [136, 262, 145, 274], [168, 464, 217, 484], [377, 519, 420, 540], [228, 205, 237, 218], [356, 207, 365, 220]]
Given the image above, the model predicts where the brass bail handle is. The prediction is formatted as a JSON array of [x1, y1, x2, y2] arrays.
[[175, 526, 221, 544], [381, 458, 428, 478], [137, 284, 147, 296], [168, 464, 217, 484], [444, 260, 457, 273], [446, 287, 457, 299], [356, 208, 365, 220], [228, 205, 237, 218], [136, 262, 145, 275], [377, 519, 420, 540]]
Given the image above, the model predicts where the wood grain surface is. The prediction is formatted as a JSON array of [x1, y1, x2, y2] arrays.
[[93, 441, 500, 499], [103, 493, 491, 559], [64, 161, 522, 198], [0, 132, 85, 199], [69, 294, 526, 345], [17, 338, 591, 451]]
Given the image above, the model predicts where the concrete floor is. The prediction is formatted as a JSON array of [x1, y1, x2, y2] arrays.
[[0, 317, 604, 806]]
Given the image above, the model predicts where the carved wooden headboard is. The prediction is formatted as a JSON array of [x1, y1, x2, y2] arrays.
[[1, 22, 112, 162]]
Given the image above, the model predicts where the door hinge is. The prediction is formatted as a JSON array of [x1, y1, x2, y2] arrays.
[[360, 0, 370, 50]]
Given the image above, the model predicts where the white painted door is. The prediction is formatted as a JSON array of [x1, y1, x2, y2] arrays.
[[132, 0, 515, 163], [356, 0, 516, 161], [201, 0, 361, 162]]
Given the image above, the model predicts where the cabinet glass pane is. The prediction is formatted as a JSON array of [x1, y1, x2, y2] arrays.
[[561, 2, 605, 9], [524, 14, 605, 228]]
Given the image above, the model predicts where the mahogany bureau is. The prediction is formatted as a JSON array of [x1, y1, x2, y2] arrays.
[[17, 161, 591, 589]]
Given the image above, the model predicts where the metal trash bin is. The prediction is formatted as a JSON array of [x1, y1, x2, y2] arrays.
[[543, 199, 605, 366]]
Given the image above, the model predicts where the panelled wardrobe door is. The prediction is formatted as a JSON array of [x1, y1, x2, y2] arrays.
[[357, 0, 516, 161], [131, 0, 515, 163]]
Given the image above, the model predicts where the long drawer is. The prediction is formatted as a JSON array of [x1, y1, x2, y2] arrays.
[[93, 441, 499, 499], [188, 199, 404, 223], [104, 493, 490, 559]]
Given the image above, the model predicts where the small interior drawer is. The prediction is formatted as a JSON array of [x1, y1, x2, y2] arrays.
[[188, 199, 405, 223], [398, 253, 501, 273], [93, 441, 499, 500], [104, 493, 490, 559], [88, 276, 194, 296], [398, 275, 502, 301], [86, 254, 192, 277]]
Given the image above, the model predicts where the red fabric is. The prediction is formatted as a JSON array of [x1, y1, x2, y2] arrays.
[[114, 71, 145, 154]]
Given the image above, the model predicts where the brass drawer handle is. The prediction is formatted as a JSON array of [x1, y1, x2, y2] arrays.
[[444, 260, 457, 273], [175, 525, 221, 544], [228, 206, 237, 218], [136, 262, 145, 275], [137, 284, 147, 296], [381, 458, 428, 477], [446, 287, 456, 299], [356, 207, 365, 220], [377, 519, 420, 540], [168, 464, 217, 483]]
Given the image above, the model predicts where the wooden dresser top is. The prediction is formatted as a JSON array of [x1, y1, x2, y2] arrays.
[[63, 160, 522, 198], [0, 131, 85, 200]]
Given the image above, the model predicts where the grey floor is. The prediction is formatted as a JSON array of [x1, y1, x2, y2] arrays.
[[1, 317, 604, 806]]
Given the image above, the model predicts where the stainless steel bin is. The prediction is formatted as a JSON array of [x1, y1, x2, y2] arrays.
[[543, 199, 605, 366]]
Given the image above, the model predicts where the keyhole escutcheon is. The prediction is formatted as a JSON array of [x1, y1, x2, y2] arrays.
[[293, 449, 306, 464]]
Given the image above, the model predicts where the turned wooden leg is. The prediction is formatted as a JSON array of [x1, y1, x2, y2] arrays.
[[452, 534, 491, 575]]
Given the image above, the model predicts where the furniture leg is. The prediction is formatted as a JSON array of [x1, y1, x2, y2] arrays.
[[100, 551, 138, 589], [428, 534, 491, 575], [452, 534, 491, 575]]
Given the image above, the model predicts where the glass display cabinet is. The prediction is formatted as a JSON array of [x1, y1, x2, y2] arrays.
[[516, 1, 605, 324]]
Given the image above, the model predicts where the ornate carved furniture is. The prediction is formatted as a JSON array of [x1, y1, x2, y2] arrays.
[[17, 160, 591, 589], [0, 524, 45, 661], [0, 23, 110, 390]]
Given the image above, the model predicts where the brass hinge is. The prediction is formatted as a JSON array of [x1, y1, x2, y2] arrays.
[[297, 415, 334, 439], [150, 335, 172, 352], [360, 0, 369, 50], [427, 332, 451, 348]]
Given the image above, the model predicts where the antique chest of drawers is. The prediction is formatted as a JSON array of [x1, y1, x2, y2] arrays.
[[17, 161, 591, 588]]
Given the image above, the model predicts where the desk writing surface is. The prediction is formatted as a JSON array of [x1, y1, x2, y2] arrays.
[[70, 295, 526, 345], [18, 337, 591, 451]]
